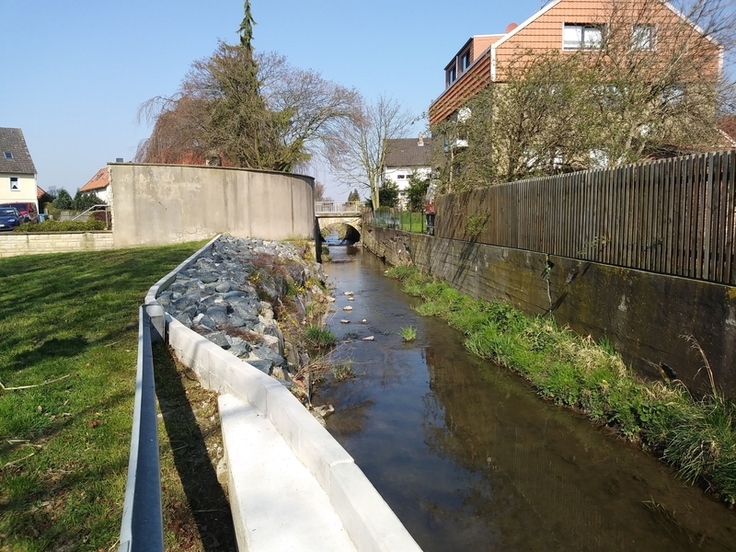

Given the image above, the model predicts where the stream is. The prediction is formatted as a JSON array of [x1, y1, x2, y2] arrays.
[[313, 240, 736, 552]]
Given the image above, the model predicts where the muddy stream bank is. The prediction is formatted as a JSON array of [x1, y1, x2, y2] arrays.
[[313, 242, 735, 552]]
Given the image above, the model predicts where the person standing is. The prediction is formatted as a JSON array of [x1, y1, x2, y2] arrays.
[[424, 183, 436, 235]]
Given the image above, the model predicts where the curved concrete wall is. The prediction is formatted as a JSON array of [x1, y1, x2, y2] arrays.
[[109, 163, 315, 248]]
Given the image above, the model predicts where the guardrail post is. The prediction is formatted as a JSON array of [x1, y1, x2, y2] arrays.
[[145, 303, 166, 343]]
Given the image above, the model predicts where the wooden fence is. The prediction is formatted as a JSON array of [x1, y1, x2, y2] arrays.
[[435, 150, 736, 285]]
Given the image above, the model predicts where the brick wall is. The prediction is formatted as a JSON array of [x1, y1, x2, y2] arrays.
[[0, 232, 114, 258]]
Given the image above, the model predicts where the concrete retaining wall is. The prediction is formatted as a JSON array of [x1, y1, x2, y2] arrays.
[[146, 238, 421, 552], [0, 231, 113, 258], [110, 163, 315, 248], [363, 225, 736, 395]]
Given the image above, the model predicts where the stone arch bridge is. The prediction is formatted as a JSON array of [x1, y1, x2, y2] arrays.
[[314, 201, 362, 241]]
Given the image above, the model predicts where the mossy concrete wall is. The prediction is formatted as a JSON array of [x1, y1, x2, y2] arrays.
[[363, 225, 736, 395]]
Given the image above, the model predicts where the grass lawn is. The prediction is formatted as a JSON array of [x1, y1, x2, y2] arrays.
[[0, 242, 209, 551]]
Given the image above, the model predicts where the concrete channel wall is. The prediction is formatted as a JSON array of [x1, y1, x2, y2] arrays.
[[363, 225, 736, 396], [145, 238, 422, 552], [109, 163, 315, 248]]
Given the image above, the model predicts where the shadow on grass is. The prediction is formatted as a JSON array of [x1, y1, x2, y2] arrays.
[[3, 335, 90, 372], [152, 343, 237, 551]]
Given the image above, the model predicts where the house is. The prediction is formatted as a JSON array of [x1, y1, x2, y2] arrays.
[[381, 135, 433, 203], [0, 128, 38, 210], [79, 167, 110, 203], [429, 0, 722, 126]]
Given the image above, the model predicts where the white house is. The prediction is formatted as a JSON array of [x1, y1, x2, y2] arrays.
[[79, 167, 110, 203], [382, 135, 433, 203], [0, 128, 38, 209]]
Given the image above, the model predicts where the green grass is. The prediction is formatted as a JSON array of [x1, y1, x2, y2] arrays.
[[385, 265, 736, 506], [400, 326, 417, 342], [331, 361, 355, 382], [397, 211, 425, 233], [303, 325, 337, 353], [0, 242, 206, 551]]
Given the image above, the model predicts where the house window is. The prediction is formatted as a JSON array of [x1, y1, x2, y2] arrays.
[[9, 177, 19, 191], [397, 174, 406, 179], [461, 51, 471, 72], [447, 66, 457, 85], [632, 24, 655, 49], [563, 23, 603, 49], [3, 152, 12, 159]]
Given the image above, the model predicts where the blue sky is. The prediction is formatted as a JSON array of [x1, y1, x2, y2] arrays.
[[2, 0, 544, 200]]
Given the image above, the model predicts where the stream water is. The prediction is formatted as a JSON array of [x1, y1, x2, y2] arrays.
[[314, 240, 736, 552]]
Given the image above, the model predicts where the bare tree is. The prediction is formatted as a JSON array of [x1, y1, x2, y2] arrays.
[[256, 52, 361, 170], [325, 95, 415, 208], [136, 3, 359, 172]]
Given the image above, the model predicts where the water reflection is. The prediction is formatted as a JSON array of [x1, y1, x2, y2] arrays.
[[315, 246, 736, 552]]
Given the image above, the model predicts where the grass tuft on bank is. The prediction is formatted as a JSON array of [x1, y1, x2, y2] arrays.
[[385, 264, 736, 506], [0, 242, 207, 551]]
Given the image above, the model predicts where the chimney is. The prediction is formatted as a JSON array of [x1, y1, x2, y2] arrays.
[[418, 132, 424, 147]]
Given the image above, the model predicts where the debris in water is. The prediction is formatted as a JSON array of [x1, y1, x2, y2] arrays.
[[362, 336, 375, 341], [361, 319, 367, 324], [344, 291, 354, 296], [343, 305, 353, 311], [312, 404, 335, 418], [340, 319, 350, 324]]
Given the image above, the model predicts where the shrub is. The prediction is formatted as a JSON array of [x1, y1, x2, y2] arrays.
[[15, 219, 106, 233]]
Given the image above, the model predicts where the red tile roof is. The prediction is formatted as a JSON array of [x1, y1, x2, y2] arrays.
[[80, 167, 109, 193]]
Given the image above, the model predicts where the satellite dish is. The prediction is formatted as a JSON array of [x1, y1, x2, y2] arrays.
[[506, 22, 518, 33]]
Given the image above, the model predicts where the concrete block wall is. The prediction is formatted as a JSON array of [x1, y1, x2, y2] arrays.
[[0, 231, 114, 258], [146, 238, 422, 552]]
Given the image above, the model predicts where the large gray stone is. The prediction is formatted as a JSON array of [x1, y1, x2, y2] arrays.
[[205, 331, 230, 348]]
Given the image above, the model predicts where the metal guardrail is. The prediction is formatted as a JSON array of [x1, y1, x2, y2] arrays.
[[71, 203, 110, 228], [118, 305, 165, 552], [314, 201, 362, 215]]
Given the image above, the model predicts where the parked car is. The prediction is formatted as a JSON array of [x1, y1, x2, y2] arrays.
[[0, 207, 22, 231], [0, 202, 38, 223]]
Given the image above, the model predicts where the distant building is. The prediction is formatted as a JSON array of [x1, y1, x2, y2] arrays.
[[0, 128, 38, 209], [79, 167, 110, 203], [381, 135, 433, 204]]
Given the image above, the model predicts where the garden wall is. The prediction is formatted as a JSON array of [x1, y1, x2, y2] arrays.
[[363, 225, 736, 396], [0, 231, 113, 258]]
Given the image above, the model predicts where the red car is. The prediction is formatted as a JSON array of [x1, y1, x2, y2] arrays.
[[0, 202, 38, 223]]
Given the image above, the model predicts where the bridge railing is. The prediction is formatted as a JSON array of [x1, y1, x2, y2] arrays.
[[314, 201, 362, 215]]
